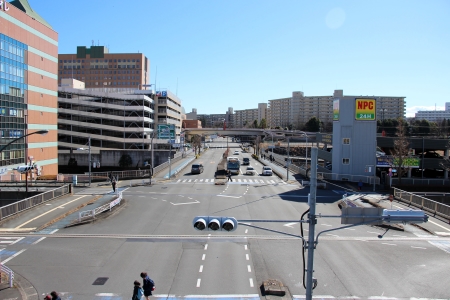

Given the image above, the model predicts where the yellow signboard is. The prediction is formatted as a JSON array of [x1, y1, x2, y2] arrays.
[[355, 98, 376, 120]]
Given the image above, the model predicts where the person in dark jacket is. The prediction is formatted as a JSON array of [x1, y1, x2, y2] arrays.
[[132, 280, 144, 300], [112, 176, 117, 192], [50, 291, 61, 300], [227, 170, 232, 182], [140, 272, 154, 300]]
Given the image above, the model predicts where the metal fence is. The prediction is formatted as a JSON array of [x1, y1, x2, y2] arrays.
[[393, 187, 450, 220], [0, 264, 14, 287], [0, 184, 71, 220], [78, 192, 123, 222]]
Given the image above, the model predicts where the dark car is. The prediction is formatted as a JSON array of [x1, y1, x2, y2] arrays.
[[242, 158, 250, 165], [191, 163, 204, 174]]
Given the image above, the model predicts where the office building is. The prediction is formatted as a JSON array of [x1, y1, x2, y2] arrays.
[[0, 0, 58, 178], [58, 45, 150, 92], [414, 102, 450, 122]]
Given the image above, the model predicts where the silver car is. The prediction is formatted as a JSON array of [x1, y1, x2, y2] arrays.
[[246, 166, 256, 175], [262, 166, 273, 176]]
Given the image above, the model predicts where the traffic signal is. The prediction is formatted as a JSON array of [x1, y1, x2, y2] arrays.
[[381, 209, 428, 224], [193, 216, 238, 232]]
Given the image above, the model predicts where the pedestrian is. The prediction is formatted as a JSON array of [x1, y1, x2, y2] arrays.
[[112, 176, 117, 193], [50, 291, 61, 300], [227, 170, 233, 182], [358, 180, 363, 191], [132, 280, 144, 300], [140, 272, 155, 300], [108, 172, 113, 182], [44, 295, 51, 300]]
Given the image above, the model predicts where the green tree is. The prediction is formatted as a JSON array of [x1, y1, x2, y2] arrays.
[[304, 117, 320, 132], [253, 120, 258, 128], [260, 118, 267, 129], [119, 154, 133, 168]]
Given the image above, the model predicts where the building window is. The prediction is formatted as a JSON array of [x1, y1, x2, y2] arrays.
[[343, 138, 350, 144], [343, 158, 350, 164]]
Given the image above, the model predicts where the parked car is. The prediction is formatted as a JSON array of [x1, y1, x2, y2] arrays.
[[262, 166, 273, 176], [242, 157, 250, 165], [191, 163, 204, 174], [233, 150, 240, 155], [246, 166, 256, 175]]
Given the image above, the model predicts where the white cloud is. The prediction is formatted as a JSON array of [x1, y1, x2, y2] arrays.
[[406, 105, 445, 118]]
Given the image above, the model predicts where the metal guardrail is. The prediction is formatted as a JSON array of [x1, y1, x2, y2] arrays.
[[0, 264, 14, 287], [393, 187, 450, 220], [78, 192, 123, 222], [0, 185, 72, 221]]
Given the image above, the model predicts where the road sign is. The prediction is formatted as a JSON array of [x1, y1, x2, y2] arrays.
[[157, 124, 175, 139]]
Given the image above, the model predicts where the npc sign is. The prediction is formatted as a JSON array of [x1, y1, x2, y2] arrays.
[[355, 99, 376, 120]]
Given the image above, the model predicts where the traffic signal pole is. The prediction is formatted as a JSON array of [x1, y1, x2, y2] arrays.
[[306, 147, 318, 299]]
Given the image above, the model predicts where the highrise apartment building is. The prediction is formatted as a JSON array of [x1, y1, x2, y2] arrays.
[[0, 0, 58, 177], [58, 45, 150, 91], [234, 103, 267, 128], [268, 90, 406, 129], [414, 102, 450, 122]]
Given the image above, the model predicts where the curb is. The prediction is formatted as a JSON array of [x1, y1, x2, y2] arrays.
[[15, 271, 38, 300]]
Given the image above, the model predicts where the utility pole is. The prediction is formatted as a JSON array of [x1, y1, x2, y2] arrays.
[[306, 147, 318, 299]]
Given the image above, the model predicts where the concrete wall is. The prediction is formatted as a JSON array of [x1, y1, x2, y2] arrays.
[[58, 149, 174, 169]]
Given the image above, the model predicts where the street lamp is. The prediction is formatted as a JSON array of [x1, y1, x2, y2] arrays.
[[0, 129, 49, 197], [0, 130, 48, 153], [78, 137, 91, 186]]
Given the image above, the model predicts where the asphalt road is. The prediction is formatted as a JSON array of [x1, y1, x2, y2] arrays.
[[1, 141, 450, 299]]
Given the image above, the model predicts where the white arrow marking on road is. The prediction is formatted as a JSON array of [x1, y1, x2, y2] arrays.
[[284, 222, 297, 228]]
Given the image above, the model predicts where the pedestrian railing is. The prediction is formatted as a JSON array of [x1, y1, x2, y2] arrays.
[[393, 188, 450, 220], [1, 262, 15, 287], [0, 184, 72, 221], [78, 192, 123, 222]]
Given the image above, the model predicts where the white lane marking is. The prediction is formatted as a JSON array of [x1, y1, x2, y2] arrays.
[[367, 231, 379, 234], [428, 219, 450, 231], [188, 179, 192, 182], [204, 244, 208, 250], [199, 179, 204, 182], [246, 254, 249, 260], [49, 229, 59, 234], [393, 235, 407, 238], [199, 265, 203, 272], [205, 179, 209, 182], [436, 232, 450, 236], [32, 237, 46, 245], [284, 222, 297, 228], [0, 241, 12, 244], [96, 293, 121, 296], [245, 229, 248, 234], [151, 197, 157, 200], [178, 195, 184, 197], [356, 239, 368, 242], [411, 246, 427, 249], [2, 249, 26, 264], [197, 278, 201, 287], [321, 224, 332, 227], [177, 180, 181, 183], [344, 228, 355, 231], [9, 237, 25, 245], [15, 195, 87, 228], [382, 243, 396, 246], [216, 195, 241, 198], [202, 254, 206, 260], [393, 205, 403, 209], [45, 204, 52, 205], [170, 200, 200, 205], [303, 229, 309, 232], [326, 234, 339, 237], [249, 278, 254, 287], [247, 265, 251, 272], [244, 245, 248, 250]]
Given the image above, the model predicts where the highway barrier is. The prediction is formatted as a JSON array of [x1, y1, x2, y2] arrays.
[[0, 184, 72, 221], [0, 264, 14, 287], [394, 187, 450, 221], [78, 192, 123, 222]]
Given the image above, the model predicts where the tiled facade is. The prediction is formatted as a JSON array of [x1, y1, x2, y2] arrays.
[[0, 0, 58, 177], [58, 46, 149, 92]]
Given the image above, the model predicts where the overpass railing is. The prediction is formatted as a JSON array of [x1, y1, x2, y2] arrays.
[[0, 184, 72, 221], [393, 188, 450, 221]]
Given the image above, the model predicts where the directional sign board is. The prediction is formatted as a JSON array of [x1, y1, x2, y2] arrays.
[[158, 124, 175, 139], [341, 207, 384, 225]]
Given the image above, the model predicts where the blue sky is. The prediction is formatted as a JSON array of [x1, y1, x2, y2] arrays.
[[33, 0, 449, 117]]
